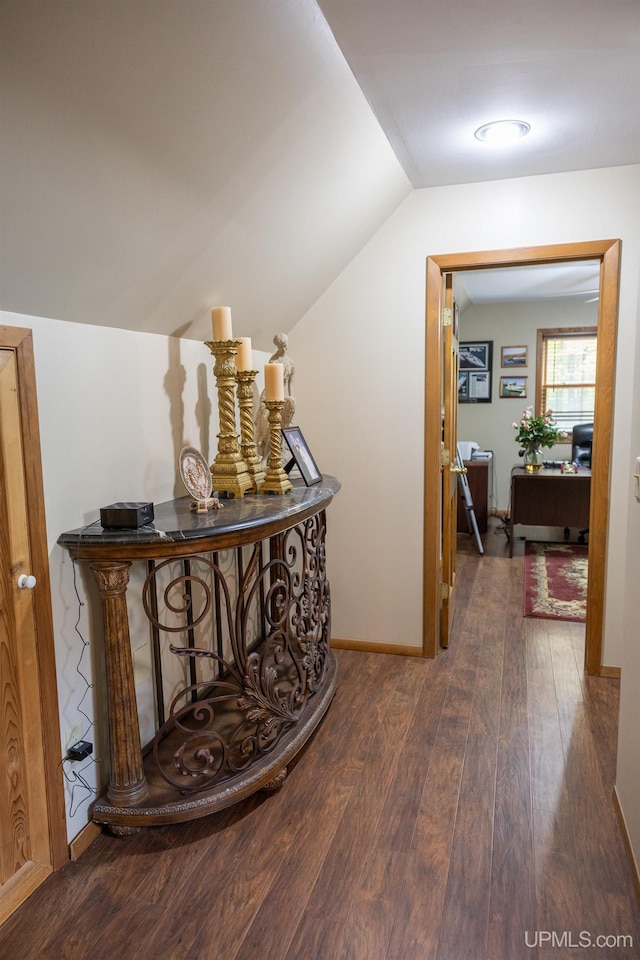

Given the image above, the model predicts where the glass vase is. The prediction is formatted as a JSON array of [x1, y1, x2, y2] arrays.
[[523, 447, 543, 472]]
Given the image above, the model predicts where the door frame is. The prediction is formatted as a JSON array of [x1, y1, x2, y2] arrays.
[[423, 240, 621, 674], [440, 275, 459, 648], [0, 325, 68, 874]]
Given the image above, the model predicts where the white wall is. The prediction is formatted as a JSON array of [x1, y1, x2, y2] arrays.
[[2, 309, 269, 841], [458, 299, 598, 510], [290, 165, 640, 667], [616, 268, 640, 881]]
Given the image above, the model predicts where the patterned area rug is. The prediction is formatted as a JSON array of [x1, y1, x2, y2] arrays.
[[523, 542, 588, 622]]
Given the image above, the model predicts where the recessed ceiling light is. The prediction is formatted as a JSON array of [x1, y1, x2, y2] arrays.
[[474, 119, 531, 144]]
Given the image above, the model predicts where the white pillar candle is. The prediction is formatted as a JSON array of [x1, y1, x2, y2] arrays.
[[264, 362, 284, 401], [235, 337, 253, 371], [211, 306, 232, 340]]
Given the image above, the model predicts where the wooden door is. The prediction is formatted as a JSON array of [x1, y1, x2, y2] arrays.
[[0, 329, 67, 924], [440, 276, 461, 648]]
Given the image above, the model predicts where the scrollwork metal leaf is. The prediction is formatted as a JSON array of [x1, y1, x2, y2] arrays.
[[238, 659, 300, 730]]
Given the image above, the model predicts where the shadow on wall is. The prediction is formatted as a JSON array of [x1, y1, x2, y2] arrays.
[[196, 361, 212, 464], [164, 331, 213, 499], [164, 335, 186, 499]]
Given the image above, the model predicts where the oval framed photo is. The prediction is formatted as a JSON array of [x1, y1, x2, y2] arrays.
[[179, 446, 213, 501]]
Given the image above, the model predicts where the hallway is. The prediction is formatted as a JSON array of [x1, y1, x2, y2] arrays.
[[2, 547, 639, 959]]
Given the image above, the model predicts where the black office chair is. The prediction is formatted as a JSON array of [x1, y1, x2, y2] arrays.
[[572, 422, 593, 543], [572, 422, 593, 467]]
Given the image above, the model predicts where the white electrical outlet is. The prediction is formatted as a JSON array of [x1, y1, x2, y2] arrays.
[[65, 721, 83, 751]]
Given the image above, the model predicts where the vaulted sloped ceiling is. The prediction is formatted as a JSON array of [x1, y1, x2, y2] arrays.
[[0, 1, 410, 346], [3, 2, 638, 344]]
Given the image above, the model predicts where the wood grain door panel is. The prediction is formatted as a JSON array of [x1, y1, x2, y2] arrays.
[[0, 333, 67, 924]]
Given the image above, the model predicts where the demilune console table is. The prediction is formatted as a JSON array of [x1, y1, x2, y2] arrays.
[[509, 466, 591, 557], [58, 477, 340, 834]]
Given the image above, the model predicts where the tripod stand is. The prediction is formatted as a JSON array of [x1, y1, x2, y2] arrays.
[[456, 444, 484, 556]]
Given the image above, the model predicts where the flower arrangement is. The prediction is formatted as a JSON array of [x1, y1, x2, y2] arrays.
[[513, 407, 565, 454]]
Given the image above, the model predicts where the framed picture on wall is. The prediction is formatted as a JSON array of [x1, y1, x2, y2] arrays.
[[499, 376, 528, 399], [501, 345, 528, 367], [459, 340, 493, 403]]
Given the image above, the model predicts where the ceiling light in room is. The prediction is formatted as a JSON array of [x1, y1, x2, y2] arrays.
[[474, 119, 531, 144]]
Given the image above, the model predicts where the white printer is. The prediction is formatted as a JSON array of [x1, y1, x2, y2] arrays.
[[457, 440, 479, 461], [457, 440, 492, 462]]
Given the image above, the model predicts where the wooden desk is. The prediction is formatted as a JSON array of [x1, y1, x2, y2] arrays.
[[59, 478, 340, 833], [509, 466, 591, 557], [456, 460, 489, 534]]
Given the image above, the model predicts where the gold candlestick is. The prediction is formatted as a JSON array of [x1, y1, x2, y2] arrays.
[[261, 400, 293, 495], [236, 369, 265, 492], [205, 339, 253, 498]]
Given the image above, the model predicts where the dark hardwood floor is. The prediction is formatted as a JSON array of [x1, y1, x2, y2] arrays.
[[2, 527, 639, 959]]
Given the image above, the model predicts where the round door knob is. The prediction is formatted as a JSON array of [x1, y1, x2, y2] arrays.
[[17, 574, 37, 589]]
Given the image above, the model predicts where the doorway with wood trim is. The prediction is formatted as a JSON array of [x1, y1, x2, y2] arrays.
[[423, 240, 620, 675], [0, 325, 67, 924]]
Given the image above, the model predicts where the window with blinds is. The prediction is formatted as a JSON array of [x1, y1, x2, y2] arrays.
[[536, 327, 597, 437]]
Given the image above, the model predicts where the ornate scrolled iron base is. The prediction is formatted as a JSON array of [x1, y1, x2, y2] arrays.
[[92, 507, 336, 833], [92, 654, 336, 830]]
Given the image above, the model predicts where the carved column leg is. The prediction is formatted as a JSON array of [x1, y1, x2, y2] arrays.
[[90, 561, 149, 808]]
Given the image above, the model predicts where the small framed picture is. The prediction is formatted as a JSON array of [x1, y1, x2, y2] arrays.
[[501, 345, 528, 367], [282, 427, 322, 486], [499, 376, 528, 399]]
